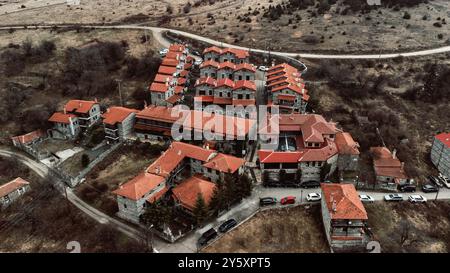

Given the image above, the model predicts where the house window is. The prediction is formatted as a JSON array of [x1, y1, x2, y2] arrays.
[[238, 94, 243, 99], [5, 195, 11, 203], [123, 203, 127, 209], [246, 75, 250, 80], [238, 75, 242, 80]]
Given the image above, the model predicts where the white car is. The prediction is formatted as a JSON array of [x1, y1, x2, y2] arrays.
[[194, 59, 203, 66], [306, 193, 321, 202], [384, 194, 403, 202], [159, 48, 169, 56], [359, 194, 375, 203], [408, 195, 427, 203], [258, 66, 269, 72]]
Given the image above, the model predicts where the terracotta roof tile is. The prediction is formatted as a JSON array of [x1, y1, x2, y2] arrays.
[[234, 63, 256, 72], [435, 132, 450, 148], [218, 61, 236, 70], [65, 100, 97, 114], [233, 80, 256, 91], [154, 74, 174, 84], [203, 153, 245, 173], [112, 172, 165, 201], [172, 176, 216, 211], [158, 66, 177, 75], [102, 107, 137, 125], [0, 177, 30, 198], [232, 99, 255, 106], [216, 78, 235, 88], [161, 58, 179, 67], [200, 60, 219, 69], [48, 112, 77, 124], [195, 77, 217, 87], [11, 130, 46, 145], [149, 82, 170, 93], [321, 183, 368, 220], [335, 132, 360, 155]]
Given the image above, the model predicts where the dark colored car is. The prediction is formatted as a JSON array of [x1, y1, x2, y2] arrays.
[[422, 184, 438, 193], [218, 219, 237, 233], [280, 196, 296, 205], [398, 184, 416, 192], [428, 175, 443, 187], [259, 197, 277, 206], [198, 228, 218, 246], [301, 181, 320, 188]]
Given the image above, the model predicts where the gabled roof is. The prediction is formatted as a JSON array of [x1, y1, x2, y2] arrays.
[[172, 175, 216, 211], [234, 63, 256, 72], [161, 57, 179, 67], [194, 95, 214, 103], [165, 52, 180, 60], [169, 44, 186, 53], [166, 94, 182, 104], [11, 130, 46, 145], [0, 177, 30, 198], [335, 132, 360, 155], [435, 132, 450, 148], [154, 74, 173, 84], [370, 147, 408, 179], [102, 107, 138, 125], [213, 97, 233, 105], [112, 172, 165, 201], [202, 153, 245, 173], [149, 82, 170, 93], [218, 61, 236, 70], [233, 80, 256, 91], [321, 183, 368, 220], [222, 48, 249, 59], [203, 46, 222, 54], [136, 105, 183, 123], [65, 100, 97, 114], [146, 186, 169, 203], [195, 77, 217, 87], [216, 78, 235, 88], [200, 60, 219, 69], [48, 112, 77, 124], [277, 94, 296, 101], [158, 66, 177, 75]]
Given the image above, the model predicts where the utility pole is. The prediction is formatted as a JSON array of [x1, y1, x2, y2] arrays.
[[116, 79, 123, 106], [435, 186, 440, 201]]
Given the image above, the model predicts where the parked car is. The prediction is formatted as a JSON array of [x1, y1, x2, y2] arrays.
[[438, 174, 450, 188], [384, 194, 404, 202], [259, 197, 277, 207], [408, 195, 427, 203], [258, 66, 269, 72], [301, 181, 320, 189], [359, 194, 375, 203], [428, 175, 443, 187], [192, 50, 201, 56], [398, 184, 416, 192], [194, 59, 203, 66], [198, 228, 218, 246], [218, 219, 237, 233], [159, 48, 169, 56], [306, 193, 321, 202], [280, 196, 296, 205], [422, 183, 438, 193]]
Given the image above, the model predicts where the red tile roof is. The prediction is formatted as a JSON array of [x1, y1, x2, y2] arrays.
[[335, 132, 360, 155], [235, 63, 256, 72], [11, 130, 46, 145], [179, 70, 189, 77], [177, 77, 187, 86], [203, 46, 222, 54], [169, 44, 186, 53], [102, 107, 138, 125], [200, 60, 219, 69], [0, 177, 30, 198], [149, 82, 170, 93], [370, 147, 408, 179], [48, 112, 77, 124], [435, 132, 450, 148], [194, 95, 214, 103], [216, 78, 235, 88], [222, 48, 249, 59], [161, 57, 179, 67], [258, 150, 303, 163], [112, 172, 165, 201], [154, 74, 173, 83], [172, 175, 216, 211], [195, 77, 217, 87], [213, 97, 233, 105], [277, 94, 296, 101], [146, 142, 216, 178], [218, 61, 236, 70], [174, 86, 185, 94], [233, 80, 256, 91], [203, 153, 245, 173], [65, 100, 97, 114], [146, 186, 169, 203], [166, 94, 182, 104], [136, 105, 182, 123], [158, 66, 177, 75], [165, 52, 181, 60], [321, 183, 368, 220]]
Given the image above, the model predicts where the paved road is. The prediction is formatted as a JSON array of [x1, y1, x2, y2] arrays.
[[1, 25, 450, 59]]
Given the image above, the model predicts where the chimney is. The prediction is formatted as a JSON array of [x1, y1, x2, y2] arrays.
[[94, 97, 98, 103], [155, 166, 160, 174], [332, 200, 337, 213], [144, 100, 148, 108], [392, 149, 397, 159], [177, 150, 182, 156], [63, 107, 67, 114], [401, 162, 405, 169]]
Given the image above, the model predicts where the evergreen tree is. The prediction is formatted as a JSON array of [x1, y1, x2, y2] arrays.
[[237, 174, 253, 198], [193, 193, 208, 225], [140, 202, 172, 230], [81, 154, 90, 168], [320, 162, 332, 181]]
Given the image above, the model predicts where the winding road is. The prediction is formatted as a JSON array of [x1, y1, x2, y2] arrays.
[[1, 24, 450, 59]]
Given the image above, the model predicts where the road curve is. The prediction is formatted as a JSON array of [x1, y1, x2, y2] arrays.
[[1, 24, 450, 59]]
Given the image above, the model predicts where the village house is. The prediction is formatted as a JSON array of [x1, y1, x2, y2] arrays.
[[11, 130, 46, 148], [335, 132, 360, 172], [149, 44, 191, 106], [101, 106, 138, 142], [47, 99, 101, 139], [113, 141, 245, 223], [133, 105, 256, 156], [0, 177, 31, 209], [321, 183, 370, 252], [370, 147, 410, 191], [266, 63, 309, 113], [431, 132, 450, 178], [203, 46, 250, 64], [258, 113, 344, 186]]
